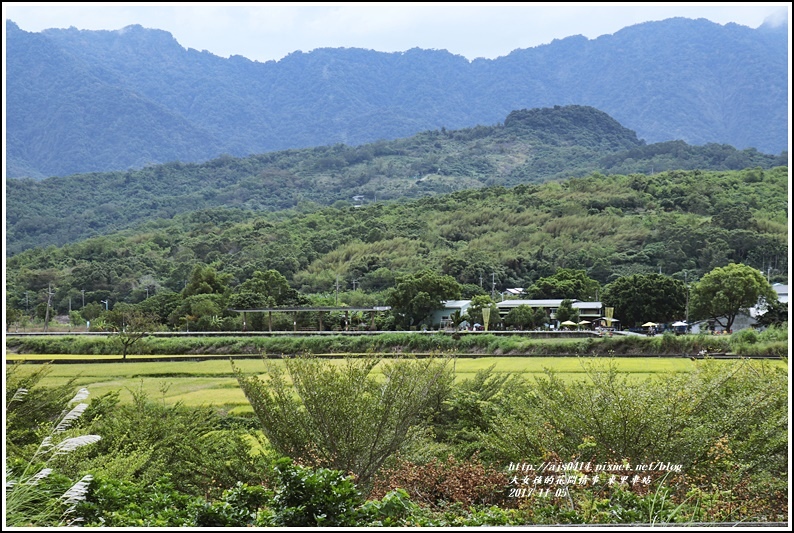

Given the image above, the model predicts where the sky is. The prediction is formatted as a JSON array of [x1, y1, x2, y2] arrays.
[[3, 2, 791, 64]]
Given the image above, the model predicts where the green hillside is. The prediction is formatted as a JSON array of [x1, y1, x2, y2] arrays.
[[6, 106, 785, 255], [6, 166, 788, 326]]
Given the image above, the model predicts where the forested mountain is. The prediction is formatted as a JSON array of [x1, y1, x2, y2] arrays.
[[5, 16, 788, 179], [6, 105, 785, 255], [6, 166, 788, 320]]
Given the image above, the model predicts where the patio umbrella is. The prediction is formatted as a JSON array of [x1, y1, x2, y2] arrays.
[[641, 322, 657, 327], [560, 320, 578, 326], [671, 321, 688, 327], [578, 320, 591, 325]]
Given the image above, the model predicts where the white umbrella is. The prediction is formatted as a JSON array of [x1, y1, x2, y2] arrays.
[[578, 320, 591, 325], [642, 322, 657, 327], [672, 321, 688, 327]]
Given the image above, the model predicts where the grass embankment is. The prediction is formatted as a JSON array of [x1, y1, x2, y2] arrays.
[[6, 330, 787, 358]]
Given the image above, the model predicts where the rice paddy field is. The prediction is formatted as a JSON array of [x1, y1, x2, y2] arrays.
[[7, 354, 776, 415]]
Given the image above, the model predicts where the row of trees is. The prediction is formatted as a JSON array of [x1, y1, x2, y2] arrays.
[[6, 262, 780, 337], [392, 263, 779, 332]]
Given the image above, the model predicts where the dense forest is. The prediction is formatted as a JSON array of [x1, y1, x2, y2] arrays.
[[6, 106, 786, 255], [5, 166, 788, 331], [6, 16, 788, 178]]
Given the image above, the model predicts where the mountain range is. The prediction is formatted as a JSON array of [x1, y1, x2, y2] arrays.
[[5, 16, 788, 179]]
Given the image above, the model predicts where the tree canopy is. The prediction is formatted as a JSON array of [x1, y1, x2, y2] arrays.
[[689, 263, 777, 331], [526, 268, 600, 300], [387, 270, 461, 329], [601, 273, 687, 328]]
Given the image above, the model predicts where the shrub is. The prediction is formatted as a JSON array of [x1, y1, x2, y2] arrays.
[[370, 454, 510, 509], [234, 355, 454, 487], [271, 457, 362, 527], [77, 474, 204, 527]]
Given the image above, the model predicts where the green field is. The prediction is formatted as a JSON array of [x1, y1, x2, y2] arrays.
[[7, 355, 771, 415]]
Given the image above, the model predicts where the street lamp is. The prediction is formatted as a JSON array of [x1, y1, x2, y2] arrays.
[[100, 299, 109, 311]]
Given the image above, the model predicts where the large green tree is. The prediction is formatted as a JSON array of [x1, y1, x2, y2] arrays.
[[229, 269, 301, 308], [387, 270, 460, 329], [689, 263, 777, 331], [527, 268, 600, 300], [601, 274, 686, 328], [503, 304, 547, 330], [169, 293, 226, 331], [183, 264, 231, 297]]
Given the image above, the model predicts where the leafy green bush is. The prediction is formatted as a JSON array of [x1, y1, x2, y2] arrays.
[[731, 328, 759, 345], [78, 475, 205, 527], [195, 482, 273, 527], [271, 457, 362, 527]]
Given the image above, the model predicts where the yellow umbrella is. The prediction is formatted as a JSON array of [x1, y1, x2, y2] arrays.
[[642, 322, 657, 327]]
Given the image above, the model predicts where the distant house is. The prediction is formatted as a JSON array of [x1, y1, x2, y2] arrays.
[[502, 288, 526, 297], [771, 283, 788, 304], [572, 301, 603, 324], [496, 299, 565, 324], [428, 300, 472, 329]]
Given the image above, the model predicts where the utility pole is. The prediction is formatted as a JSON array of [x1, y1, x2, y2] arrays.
[[491, 273, 496, 299], [81, 289, 85, 308], [684, 271, 689, 328], [335, 275, 340, 305], [43, 282, 54, 332]]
